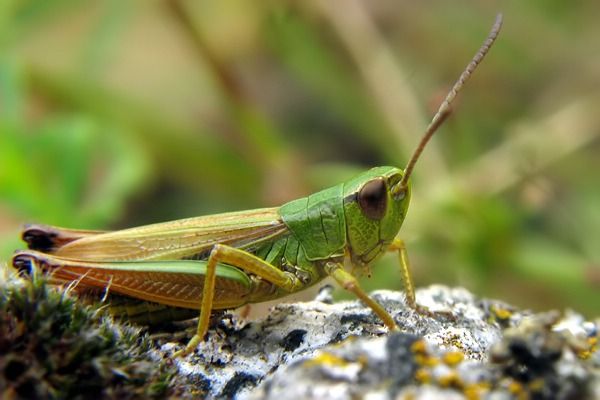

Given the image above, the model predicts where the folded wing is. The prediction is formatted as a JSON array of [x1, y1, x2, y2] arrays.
[[23, 208, 287, 261]]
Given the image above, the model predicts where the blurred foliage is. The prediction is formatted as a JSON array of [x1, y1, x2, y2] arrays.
[[0, 0, 599, 316]]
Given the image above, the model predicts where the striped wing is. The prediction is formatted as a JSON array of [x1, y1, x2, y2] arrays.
[[48, 207, 287, 261], [12, 250, 253, 310]]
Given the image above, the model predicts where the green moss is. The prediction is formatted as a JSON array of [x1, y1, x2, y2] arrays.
[[0, 271, 176, 399]]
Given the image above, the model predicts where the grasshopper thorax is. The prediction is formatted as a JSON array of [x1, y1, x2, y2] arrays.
[[342, 166, 411, 267]]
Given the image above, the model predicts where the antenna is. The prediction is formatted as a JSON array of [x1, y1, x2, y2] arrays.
[[396, 13, 503, 192]]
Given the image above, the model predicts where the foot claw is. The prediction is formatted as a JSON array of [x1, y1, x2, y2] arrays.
[[172, 349, 186, 358], [414, 304, 455, 320], [173, 334, 203, 358]]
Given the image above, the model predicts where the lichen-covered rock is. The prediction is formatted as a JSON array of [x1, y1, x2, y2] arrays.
[[166, 285, 599, 399], [249, 312, 597, 399]]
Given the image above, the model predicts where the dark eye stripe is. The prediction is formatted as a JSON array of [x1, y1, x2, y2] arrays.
[[358, 179, 387, 220]]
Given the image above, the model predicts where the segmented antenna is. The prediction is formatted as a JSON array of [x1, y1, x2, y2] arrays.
[[396, 13, 503, 191]]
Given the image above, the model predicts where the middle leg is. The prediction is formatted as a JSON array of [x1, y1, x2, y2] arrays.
[[174, 243, 304, 357]]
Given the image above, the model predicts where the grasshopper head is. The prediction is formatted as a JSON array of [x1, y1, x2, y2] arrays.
[[343, 166, 411, 266]]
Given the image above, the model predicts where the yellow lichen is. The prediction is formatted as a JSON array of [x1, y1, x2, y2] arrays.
[[442, 351, 464, 367], [577, 336, 598, 359], [491, 305, 512, 321], [507, 380, 523, 396], [414, 354, 439, 367], [464, 382, 491, 400], [437, 371, 463, 389], [304, 352, 348, 368], [410, 339, 427, 355], [414, 368, 431, 384]]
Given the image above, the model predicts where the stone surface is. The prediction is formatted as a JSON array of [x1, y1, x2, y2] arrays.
[[163, 285, 599, 399]]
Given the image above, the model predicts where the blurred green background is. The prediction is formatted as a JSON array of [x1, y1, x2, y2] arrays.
[[1, 0, 599, 316]]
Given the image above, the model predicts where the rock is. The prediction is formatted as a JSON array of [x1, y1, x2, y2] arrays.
[[166, 285, 599, 399]]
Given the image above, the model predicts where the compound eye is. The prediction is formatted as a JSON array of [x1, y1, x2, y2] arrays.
[[358, 178, 387, 220]]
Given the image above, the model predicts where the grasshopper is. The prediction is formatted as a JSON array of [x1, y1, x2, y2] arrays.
[[12, 14, 502, 357]]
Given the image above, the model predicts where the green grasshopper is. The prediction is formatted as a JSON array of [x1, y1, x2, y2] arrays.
[[12, 14, 502, 357]]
